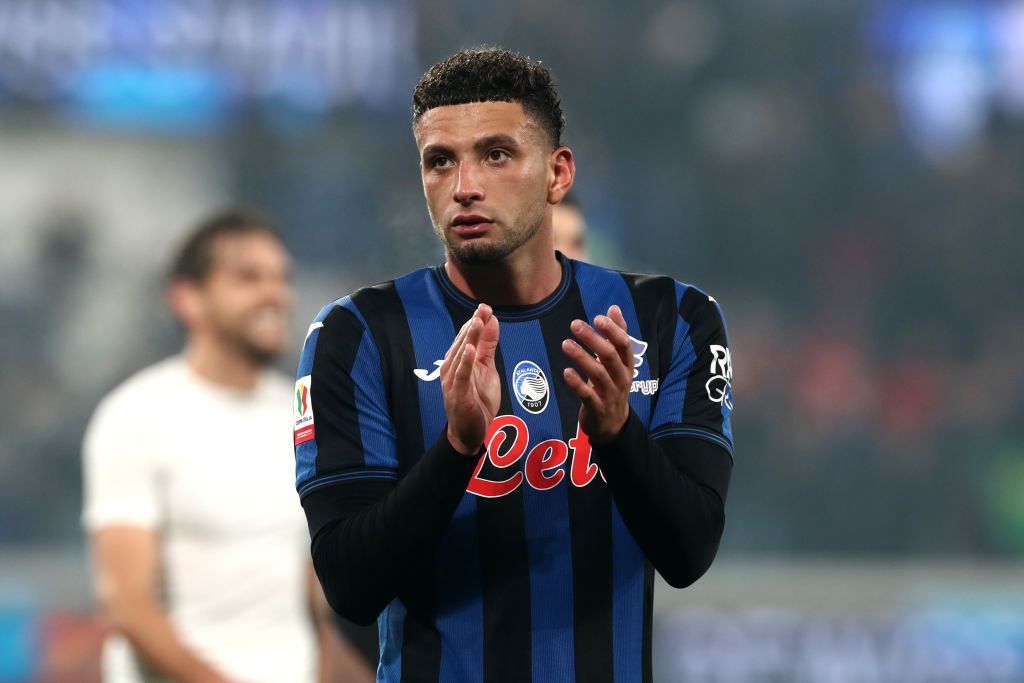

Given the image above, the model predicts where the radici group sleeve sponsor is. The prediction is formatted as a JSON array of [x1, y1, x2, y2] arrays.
[[648, 284, 734, 457]]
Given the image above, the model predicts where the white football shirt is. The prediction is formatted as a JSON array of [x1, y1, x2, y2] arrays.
[[82, 357, 315, 683]]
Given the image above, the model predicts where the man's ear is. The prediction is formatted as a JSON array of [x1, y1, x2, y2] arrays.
[[547, 146, 575, 205], [167, 279, 203, 330]]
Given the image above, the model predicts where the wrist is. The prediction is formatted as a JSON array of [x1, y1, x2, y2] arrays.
[[183, 661, 231, 683], [587, 408, 631, 446], [447, 426, 483, 457]]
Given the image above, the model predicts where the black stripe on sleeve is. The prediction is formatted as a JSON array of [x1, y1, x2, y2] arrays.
[[539, 282, 615, 683], [309, 305, 369, 486], [349, 283, 426, 476], [620, 273, 678, 424], [675, 286, 732, 433]]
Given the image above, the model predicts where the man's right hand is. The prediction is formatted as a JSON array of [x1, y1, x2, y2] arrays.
[[440, 304, 501, 455], [91, 526, 244, 683]]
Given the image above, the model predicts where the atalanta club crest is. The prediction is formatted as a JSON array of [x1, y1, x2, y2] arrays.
[[512, 360, 548, 414]]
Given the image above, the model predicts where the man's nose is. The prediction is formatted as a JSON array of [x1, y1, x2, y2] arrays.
[[453, 162, 484, 205], [262, 276, 292, 308]]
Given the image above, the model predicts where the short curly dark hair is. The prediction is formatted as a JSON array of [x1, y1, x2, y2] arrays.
[[412, 46, 565, 149], [170, 207, 278, 282]]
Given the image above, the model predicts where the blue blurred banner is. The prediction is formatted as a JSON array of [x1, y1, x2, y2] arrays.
[[0, 0, 416, 130], [656, 605, 1024, 682], [866, 1, 1024, 158]]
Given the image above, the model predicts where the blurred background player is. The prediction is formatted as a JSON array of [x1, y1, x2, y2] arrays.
[[551, 192, 588, 262], [81, 208, 374, 682]]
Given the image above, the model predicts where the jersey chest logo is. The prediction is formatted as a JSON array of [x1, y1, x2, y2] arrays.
[[512, 360, 548, 414], [413, 360, 443, 381], [468, 416, 603, 498]]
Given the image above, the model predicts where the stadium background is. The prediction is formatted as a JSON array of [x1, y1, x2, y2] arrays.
[[1, 0, 1022, 680]]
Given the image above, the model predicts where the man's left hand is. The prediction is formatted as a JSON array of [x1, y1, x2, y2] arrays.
[[561, 305, 633, 445]]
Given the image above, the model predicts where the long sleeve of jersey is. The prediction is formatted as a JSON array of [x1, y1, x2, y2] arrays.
[[592, 414, 731, 588], [306, 431, 479, 625], [294, 292, 480, 626], [587, 278, 735, 588]]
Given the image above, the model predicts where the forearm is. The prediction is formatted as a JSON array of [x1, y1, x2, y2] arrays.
[[307, 563, 376, 681], [305, 429, 480, 624], [592, 411, 732, 588], [104, 595, 231, 683], [314, 622, 376, 683]]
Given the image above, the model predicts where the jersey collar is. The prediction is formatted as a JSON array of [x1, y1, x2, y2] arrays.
[[431, 251, 575, 322]]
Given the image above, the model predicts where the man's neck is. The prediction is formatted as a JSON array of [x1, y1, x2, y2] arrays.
[[183, 339, 262, 391], [445, 246, 562, 307]]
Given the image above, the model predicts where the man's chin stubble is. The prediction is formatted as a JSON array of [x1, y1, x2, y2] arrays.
[[228, 334, 282, 368], [443, 220, 542, 266], [448, 243, 512, 266]]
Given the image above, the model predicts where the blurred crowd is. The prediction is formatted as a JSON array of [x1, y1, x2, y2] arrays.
[[1, 0, 1023, 562]]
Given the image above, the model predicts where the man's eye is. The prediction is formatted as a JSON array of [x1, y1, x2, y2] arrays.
[[488, 149, 510, 162], [430, 157, 451, 169]]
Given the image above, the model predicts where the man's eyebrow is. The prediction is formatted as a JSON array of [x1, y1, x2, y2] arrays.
[[473, 134, 519, 152], [421, 134, 520, 160], [421, 143, 455, 159]]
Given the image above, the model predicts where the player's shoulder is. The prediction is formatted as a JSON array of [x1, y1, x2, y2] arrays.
[[97, 357, 187, 411], [573, 260, 709, 305], [258, 367, 295, 396], [573, 260, 727, 329], [572, 258, 670, 289], [314, 266, 435, 330], [675, 283, 728, 330], [87, 357, 187, 435]]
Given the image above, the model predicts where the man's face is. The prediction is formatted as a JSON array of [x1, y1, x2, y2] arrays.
[[193, 231, 292, 365], [415, 101, 553, 265]]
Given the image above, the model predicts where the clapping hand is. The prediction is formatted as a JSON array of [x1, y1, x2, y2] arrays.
[[440, 304, 501, 455], [562, 305, 633, 445]]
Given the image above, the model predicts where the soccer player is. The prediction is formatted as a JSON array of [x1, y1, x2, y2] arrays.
[[552, 193, 588, 262], [296, 48, 734, 682], [83, 209, 373, 682]]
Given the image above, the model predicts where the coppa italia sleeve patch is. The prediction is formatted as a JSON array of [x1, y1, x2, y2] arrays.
[[294, 375, 315, 445]]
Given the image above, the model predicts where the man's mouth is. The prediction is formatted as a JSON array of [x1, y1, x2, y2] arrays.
[[450, 214, 493, 236], [249, 307, 286, 333]]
